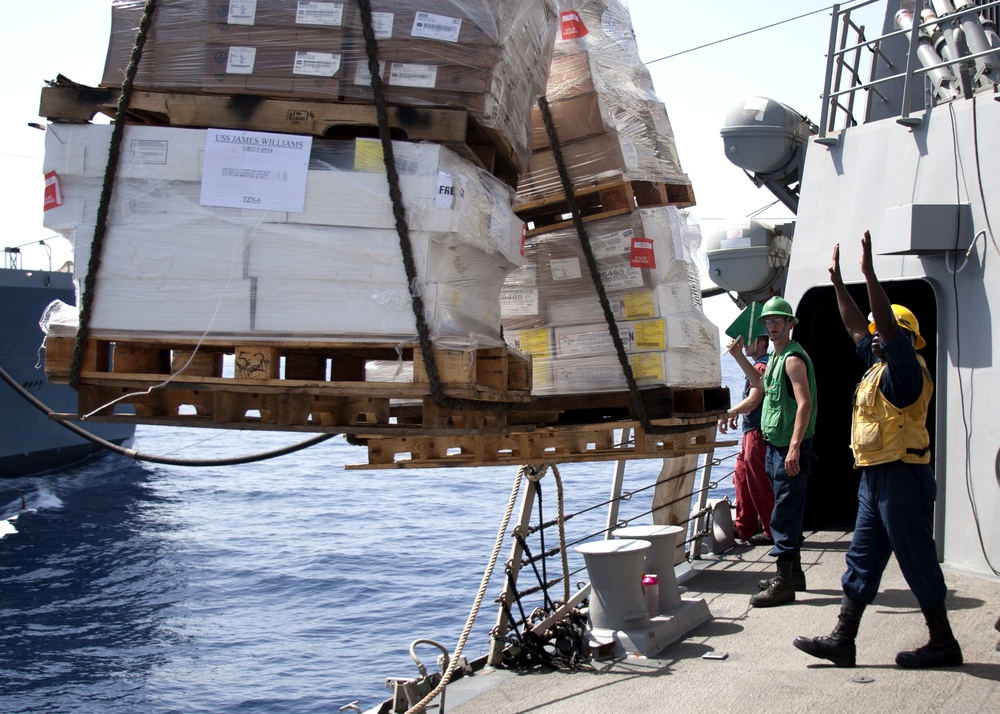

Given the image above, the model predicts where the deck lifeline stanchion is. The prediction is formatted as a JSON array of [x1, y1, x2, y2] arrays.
[[602, 428, 632, 539], [690, 449, 717, 560]]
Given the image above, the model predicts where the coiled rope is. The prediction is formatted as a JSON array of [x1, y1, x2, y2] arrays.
[[404, 464, 529, 714]]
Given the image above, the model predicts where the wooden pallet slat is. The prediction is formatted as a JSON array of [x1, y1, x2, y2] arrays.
[[515, 178, 696, 236]]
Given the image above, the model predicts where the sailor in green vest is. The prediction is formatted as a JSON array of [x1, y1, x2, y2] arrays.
[[794, 232, 962, 669], [732, 294, 818, 607]]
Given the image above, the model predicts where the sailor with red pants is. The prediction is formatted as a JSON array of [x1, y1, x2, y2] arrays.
[[794, 232, 962, 669], [720, 334, 773, 545]]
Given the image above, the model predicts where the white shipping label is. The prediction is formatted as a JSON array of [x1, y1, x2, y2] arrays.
[[500, 289, 540, 317], [600, 261, 644, 291], [226, 47, 257, 74], [128, 139, 169, 165], [389, 63, 437, 88], [373, 12, 394, 38], [227, 0, 258, 25], [436, 171, 456, 208], [296, 2, 344, 26], [411, 12, 462, 42], [591, 228, 633, 260], [293, 51, 341, 77], [200, 129, 313, 213], [550, 257, 582, 281]]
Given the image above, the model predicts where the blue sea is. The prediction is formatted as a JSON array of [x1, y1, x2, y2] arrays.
[[0, 362, 742, 713]]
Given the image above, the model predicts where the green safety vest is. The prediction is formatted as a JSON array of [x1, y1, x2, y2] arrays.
[[761, 340, 818, 447]]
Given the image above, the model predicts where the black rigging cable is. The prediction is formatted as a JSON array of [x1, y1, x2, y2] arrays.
[[1, 363, 336, 467]]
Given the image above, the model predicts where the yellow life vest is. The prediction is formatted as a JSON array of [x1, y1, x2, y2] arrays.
[[851, 356, 932, 467]]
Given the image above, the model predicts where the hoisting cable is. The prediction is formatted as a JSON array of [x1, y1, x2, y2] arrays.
[[70, 0, 158, 391], [357, 0, 516, 415], [537, 95, 693, 437], [1, 363, 335, 467], [403, 464, 526, 714]]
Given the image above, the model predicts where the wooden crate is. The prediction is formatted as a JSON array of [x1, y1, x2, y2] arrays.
[[515, 178, 696, 236], [38, 79, 520, 187]]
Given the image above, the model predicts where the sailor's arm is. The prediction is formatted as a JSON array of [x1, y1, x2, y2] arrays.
[[830, 242, 869, 345], [784, 356, 813, 477], [861, 230, 898, 344]]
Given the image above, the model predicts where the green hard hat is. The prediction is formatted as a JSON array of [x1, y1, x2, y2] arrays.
[[758, 296, 799, 325]]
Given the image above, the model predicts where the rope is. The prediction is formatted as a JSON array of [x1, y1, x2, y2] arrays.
[[551, 464, 570, 603], [356, 0, 515, 414], [537, 95, 680, 436], [70, 0, 158, 389], [404, 464, 525, 714]]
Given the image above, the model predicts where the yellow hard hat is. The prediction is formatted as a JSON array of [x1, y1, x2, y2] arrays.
[[868, 304, 926, 349]]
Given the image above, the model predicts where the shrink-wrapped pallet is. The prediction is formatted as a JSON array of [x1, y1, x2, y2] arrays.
[[43, 123, 523, 347], [500, 207, 720, 393], [101, 0, 559, 167], [517, 0, 689, 201]]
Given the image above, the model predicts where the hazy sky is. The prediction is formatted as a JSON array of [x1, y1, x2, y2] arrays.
[[1, 0, 884, 327]]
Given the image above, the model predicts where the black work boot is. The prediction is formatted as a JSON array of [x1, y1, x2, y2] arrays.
[[793, 595, 866, 667], [750, 556, 795, 607], [759, 551, 806, 591], [896, 601, 963, 668]]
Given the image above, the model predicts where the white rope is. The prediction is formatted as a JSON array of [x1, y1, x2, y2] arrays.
[[551, 464, 570, 603], [404, 464, 527, 714]]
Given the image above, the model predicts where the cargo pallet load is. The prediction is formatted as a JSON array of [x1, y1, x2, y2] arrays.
[[40, 0, 730, 469]]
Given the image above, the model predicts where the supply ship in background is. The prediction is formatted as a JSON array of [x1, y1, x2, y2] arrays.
[[1, 255, 134, 477]]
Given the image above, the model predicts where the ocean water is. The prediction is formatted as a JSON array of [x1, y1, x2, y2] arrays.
[[0, 362, 742, 713]]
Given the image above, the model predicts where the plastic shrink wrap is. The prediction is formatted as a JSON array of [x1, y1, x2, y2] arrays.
[[42, 123, 523, 347], [501, 207, 721, 394], [518, 0, 689, 201], [101, 0, 558, 167]]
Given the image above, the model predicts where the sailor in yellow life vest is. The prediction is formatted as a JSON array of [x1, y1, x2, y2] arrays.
[[794, 231, 962, 670]]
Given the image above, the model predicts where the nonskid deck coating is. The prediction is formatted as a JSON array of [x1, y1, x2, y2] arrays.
[[444, 530, 1000, 714]]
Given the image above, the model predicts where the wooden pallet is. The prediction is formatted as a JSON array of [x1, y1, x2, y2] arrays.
[[347, 415, 734, 469], [515, 178, 696, 236], [38, 78, 520, 187], [44, 336, 531, 427]]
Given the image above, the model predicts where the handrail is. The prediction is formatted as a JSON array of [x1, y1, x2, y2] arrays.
[[819, 0, 1000, 137]]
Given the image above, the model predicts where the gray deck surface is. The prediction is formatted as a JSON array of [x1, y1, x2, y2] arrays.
[[445, 530, 1000, 714]]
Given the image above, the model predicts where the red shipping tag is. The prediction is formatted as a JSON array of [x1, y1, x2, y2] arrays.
[[520, 223, 527, 257], [560, 10, 588, 39], [43, 170, 63, 211], [630, 237, 656, 268]]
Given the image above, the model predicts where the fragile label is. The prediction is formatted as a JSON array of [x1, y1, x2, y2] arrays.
[[550, 257, 582, 281], [225, 46, 257, 74], [411, 11, 462, 42], [293, 51, 340, 77], [630, 236, 656, 268], [389, 63, 437, 88], [227, 0, 258, 25], [296, 2, 344, 26], [559, 10, 588, 39], [43, 171, 62, 211]]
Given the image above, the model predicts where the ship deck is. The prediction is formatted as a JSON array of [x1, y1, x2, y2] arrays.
[[444, 530, 1000, 713]]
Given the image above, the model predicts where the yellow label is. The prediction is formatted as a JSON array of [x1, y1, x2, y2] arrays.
[[622, 291, 656, 320], [516, 328, 552, 357], [634, 319, 666, 350], [353, 138, 386, 171], [631, 352, 664, 382]]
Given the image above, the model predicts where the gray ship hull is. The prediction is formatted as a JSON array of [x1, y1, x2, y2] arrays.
[[0, 268, 134, 477]]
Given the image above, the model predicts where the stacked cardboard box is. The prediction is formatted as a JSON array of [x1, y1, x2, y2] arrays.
[[517, 0, 689, 201], [501, 207, 720, 393], [101, 0, 558, 167], [44, 123, 524, 347]]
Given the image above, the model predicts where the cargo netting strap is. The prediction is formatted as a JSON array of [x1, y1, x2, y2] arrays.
[[358, 0, 515, 413], [538, 95, 678, 435], [70, 0, 159, 389]]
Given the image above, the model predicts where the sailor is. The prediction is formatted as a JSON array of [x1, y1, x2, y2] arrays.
[[731, 295, 818, 607], [794, 232, 963, 669], [719, 333, 775, 547]]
